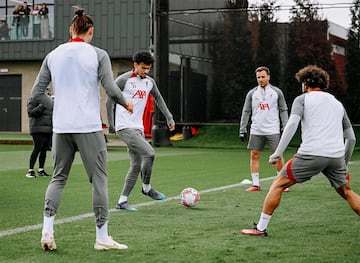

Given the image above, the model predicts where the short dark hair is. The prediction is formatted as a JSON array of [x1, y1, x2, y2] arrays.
[[132, 51, 154, 65], [255, 66, 270, 75], [295, 65, 329, 90]]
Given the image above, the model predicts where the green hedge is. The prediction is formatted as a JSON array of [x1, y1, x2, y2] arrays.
[[172, 124, 360, 150]]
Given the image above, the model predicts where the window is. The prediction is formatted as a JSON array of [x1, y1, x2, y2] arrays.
[[0, 0, 54, 41]]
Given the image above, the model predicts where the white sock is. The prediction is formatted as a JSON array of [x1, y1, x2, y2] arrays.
[[96, 221, 109, 243], [257, 212, 272, 231], [142, 184, 151, 193], [118, 195, 128, 204], [42, 215, 55, 235], [251, 173, 260, 186]]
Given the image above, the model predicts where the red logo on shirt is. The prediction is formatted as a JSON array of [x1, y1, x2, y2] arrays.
[[132, 90, 147, 99], [258, 103, 270, 110]]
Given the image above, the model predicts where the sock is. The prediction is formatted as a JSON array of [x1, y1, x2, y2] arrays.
[[39, 168, 44, 172], [257, 212, 272, 231], [96, 221, 109, 243], [28, 169, 34, 172], [251, 173, 260, 187], [42, 215, 55, 235], [142, 184, 151, 193], [118, 195, 128, 204]]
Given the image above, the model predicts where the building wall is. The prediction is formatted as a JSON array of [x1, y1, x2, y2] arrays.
[[0, 61, 41, 133], [0, 0, 150, 132], [0, 58, 133, 133], [328, 22, 348, 88], [0, 0, 150, 60]]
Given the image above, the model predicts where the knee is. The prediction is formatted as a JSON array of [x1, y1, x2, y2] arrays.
[[129, 162, 141, 174], [251, 151, 260, 160], [144, 149, 155, 160]]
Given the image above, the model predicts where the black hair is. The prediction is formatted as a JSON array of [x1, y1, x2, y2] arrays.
[[71, 6, 93, 35], [132, 51, 155, 65]]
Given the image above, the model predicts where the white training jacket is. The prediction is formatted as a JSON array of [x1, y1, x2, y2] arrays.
[[31, 39, 127, 133]]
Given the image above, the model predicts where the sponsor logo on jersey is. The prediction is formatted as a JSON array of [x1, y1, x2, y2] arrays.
[[132, 90, 147, 99], [258, 103, 270, 110]]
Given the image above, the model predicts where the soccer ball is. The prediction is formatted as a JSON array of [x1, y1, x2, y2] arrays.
[[180, 187, 200, 207]]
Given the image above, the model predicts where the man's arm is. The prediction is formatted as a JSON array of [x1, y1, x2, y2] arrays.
[[276, 88, 289, 130], [269, 114, 300, 163], [269, 95, 304, 163], [239, 90, 253, 136], [105, 96, 116, 134], [27, 98, 46, 118], [31, 55, 53, 109], [343, 111, 356, 165], [105, 75, 129, 133], [96, 48, 132, 113], [150, 79, 175, 130]]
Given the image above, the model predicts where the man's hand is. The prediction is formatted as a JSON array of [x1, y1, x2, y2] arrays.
[[126, 100, 133, 113], [108, 125, 115, 134], [239, 133, 247, 142], [269, 153, 280, 165], [168, 123, 175, 131]]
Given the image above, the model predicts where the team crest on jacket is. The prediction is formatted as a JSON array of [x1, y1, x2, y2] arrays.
[[129, 82, 137, 89]]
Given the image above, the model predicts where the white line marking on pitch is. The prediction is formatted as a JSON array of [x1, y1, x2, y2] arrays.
[[0, 177, 274, 238]]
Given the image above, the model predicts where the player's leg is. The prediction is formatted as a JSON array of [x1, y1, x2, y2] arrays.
[[241, 174, 295, 236], [75, 131, 128, 250], [122, 149, 141, 196], [26, 133, 42, 178], [267, 134, 288, 192], [242, 154, 320, 236], [335, 184, 360, 215], [115, 129, 142, 210], [45, 134, 75, 206], [118, 129, 142, 195], [124, 129, 164, 200], [76, 131, 108, 226], [262, 175, 295, 215], [115, 148, 141, 211], [41, 133, 75, 250], [246, 134, 265, 191], [324, 158, 360, 216], [119, 129, 153, 184], [267, 134, 284, 173], [38, 135, 47, 168], [250, 149, 261, 187], [37, 133, 50, 176]]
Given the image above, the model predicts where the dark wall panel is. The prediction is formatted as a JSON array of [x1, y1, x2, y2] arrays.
[[0, 0, 150, 61]]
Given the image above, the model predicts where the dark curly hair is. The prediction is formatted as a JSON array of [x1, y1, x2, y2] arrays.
[[295, 65, 330, 90], [132, 51, 155, 65]]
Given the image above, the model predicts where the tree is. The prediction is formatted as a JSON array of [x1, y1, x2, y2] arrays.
[[284, 0, 338, 103], [253, 0, 282, 86], [344, 0, 360, 123], [290, 0, 322, 22], [210, 0, 254, 121]]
